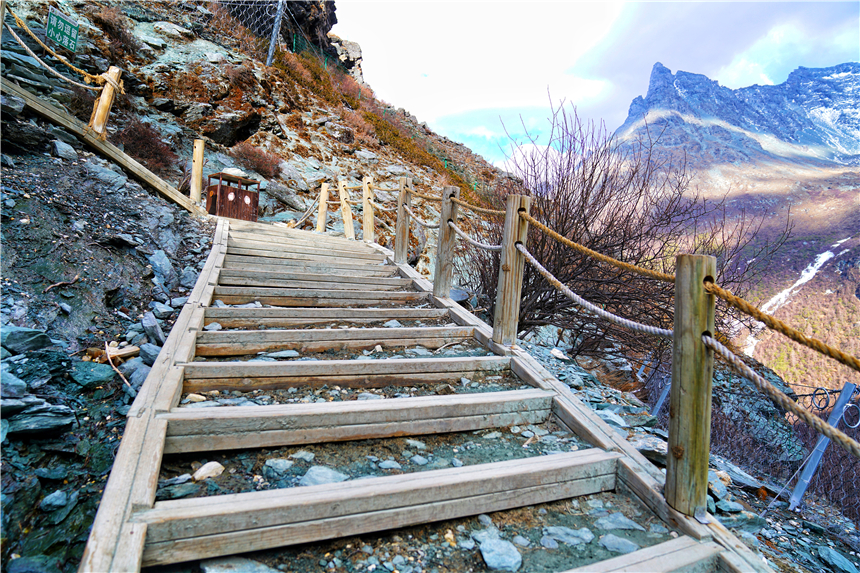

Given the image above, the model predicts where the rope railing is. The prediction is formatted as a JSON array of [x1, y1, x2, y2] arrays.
[[703, 335, 860, 460], [448, 220, 502, 251], [370, 200, 398, 213], [409, 189, 443, 202], [451, 196, 505, 217], [520, 211, 676, 283], [704, 281, 860, 374], [404, 204, 439, 229], [517, 243, 674, 339]]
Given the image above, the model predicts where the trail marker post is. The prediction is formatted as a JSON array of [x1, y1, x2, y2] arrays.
[[492, 194, 530, 346], [433, 186, 460, 298]]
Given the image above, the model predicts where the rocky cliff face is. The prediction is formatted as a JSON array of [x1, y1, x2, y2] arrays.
[[617, 62, 860, 166]]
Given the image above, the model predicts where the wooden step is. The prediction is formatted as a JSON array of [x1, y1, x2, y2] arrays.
[[227, 237, 386, 261], [161, 388, 555, 453], [180, 355, 511, 393], [227, 246, 385, 264], [218, 268, 413, 289], [224, 254, 398, 276], [194, 326, 475, 355], [203, 306, 450, 329], [228, 229, 380, 253], [562, 535, 724, 572], [134, 449, 621, 566], [212, 286, 428, 307]]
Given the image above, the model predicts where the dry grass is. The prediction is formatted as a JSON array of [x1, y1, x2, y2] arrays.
[[116, 118, 177, 176], [230, 141, 283, 179]]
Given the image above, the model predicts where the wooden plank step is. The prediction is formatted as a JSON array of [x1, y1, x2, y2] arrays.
[[180, 355, 511, 393], [194, 326, 474, 355], [228, 229, 381, 253], [212, 286, 428, 307], [562, 536, 723, 572], [227, 246, 385, 264], [218, 268, 413, 288], [216, 276, 408, 291], [134, 449, 620, 566], [161, 388, 555, 453], [223, 255, 398, 276], [203, 307, 450, 328], [227, 238, 386, 261]]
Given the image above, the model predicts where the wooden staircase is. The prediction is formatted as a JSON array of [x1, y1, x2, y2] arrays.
[[80, 219, 771, 572]]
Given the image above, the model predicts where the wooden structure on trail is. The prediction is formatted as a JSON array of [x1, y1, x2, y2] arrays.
[[80, 217, 771, 572], [205, 172, 260, 221]]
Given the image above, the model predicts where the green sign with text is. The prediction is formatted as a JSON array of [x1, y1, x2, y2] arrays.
[[46, 7, 79, 53]]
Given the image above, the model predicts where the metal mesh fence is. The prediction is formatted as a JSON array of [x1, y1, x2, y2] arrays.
[[647, 369, 860, 524]]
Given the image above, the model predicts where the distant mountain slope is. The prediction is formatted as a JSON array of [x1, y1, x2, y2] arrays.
[[616, 62, 860, 166]]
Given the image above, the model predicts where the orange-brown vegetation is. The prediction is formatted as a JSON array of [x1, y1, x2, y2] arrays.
[[229, 141, 283, 179], [116, 117, 177, 176]]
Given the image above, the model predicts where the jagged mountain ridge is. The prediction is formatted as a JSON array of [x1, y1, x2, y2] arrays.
[[617, 62, 860, 166]]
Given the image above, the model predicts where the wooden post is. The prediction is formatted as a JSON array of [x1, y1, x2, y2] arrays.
[[316, 183, 329, 233], [394, 177, 410, 264], [0, 1, 7, 45], [433, 186, 460, 299], [666, 254, 716, 519], [492, 194, 530, 346], [362, 176, 374, 243], [338, 181, 355, 240], [88, 66, 122, 140], [190, 139, 204, 204]]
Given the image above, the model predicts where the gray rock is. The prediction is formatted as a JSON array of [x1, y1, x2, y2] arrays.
[[40, 490, 68, 512], [630, 435, 668, 466], [472, 528, 501, 544], [1, 326, 52, 354], [410, 455, 428, 466], [142, 312, 167, 345], [715, 499, 744, 513], [203, 322, 223, 332], [58, 303, 72, 314], [405, 439, 427, 450], [1, 371, 28, 398], [35, 466, 68, 480], [89, 163, 128, 190], [451, 458, 464, 467], [51, 140, 77, 161], [599, 534, 640, 554], [595, 512, 646, 532], [150, 301, 175, 319], [478, 514, 494, 527], [129, 365, 151, 390], [70, 361, 115, 389], [171, 296, 189, 308], [184, 102, 213, 122], [200, 556, 281, 573], [299, 466, 348, 487], [716, 511, 766, 534], [540, 535, 559, 549], [479, 538, 522, 571], [139, 343, 162, 366], [543, 526, 594, 545], [179, 266, 198, 288], [378, 460, 402, 470], [596, 410, 628, 428], [708, 471, 729, 500], [148, 250, 177, 289], [383, 320, 402, 328], [459, 538, 476, 550], [357, 393, 383, 400], [6, 555, 62, 573], [6, 402, 75, 435], [648, 523, 669, 534], [818, 546, 858, 573], [263, 458, 294, 478], [1, 94, 25, 116], [512, 535, 530, 547], [355, 149, 378, 162], [265, 350, 300, 359], [154, 21, 194, 39], [290, 450, 315, 462]]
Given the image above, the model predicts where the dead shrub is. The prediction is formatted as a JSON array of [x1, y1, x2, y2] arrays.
[[116, 117, 177, 176], [225, 63, 256, 90], [91, 6, 142, 57], [229, 141, 282, 179], [341, 110, 374, 145], [67, 86, 98, 122]]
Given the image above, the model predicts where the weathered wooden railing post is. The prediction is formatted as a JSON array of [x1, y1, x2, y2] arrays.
[[190, 139, 205, 205], [433, 186, 460, 298], [88, 66, 123, 140], [338, 181, 355, 240], [492, 194, 530, 346], [394, 177, 410, 264], [316, 182, 329, 233], [362, 176, 374, 243], [666, 253, 716, 519]]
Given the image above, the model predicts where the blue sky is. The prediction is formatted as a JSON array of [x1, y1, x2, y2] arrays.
[[331, 1, 859, 166]]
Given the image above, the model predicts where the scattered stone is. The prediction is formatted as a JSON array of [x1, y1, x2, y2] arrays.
[[478, 514, 494, 527], [1, 325, 52, 354], [171, 296, 189, 308], [193, 461, 225, 481], [185, 393, 207, 403], [383, 320, 402, 328], [479, 538, 522, 571], [540, 535, 559, 549], [6, 402, 75, 435], [708, 471, 729, 500], [595, 512, 646, 532], [154, 21, 194, 39], [405, 439, 427, 450], [543, 526, 594, 546], [512, 535, 530, 547], [263, 459, 294, 479], [716, 499, 745, 513], [716, 511, 766, 534], [35, 466, 68, 480], [299, 466, 348, 487], [203, 322, 223, 332], [599, 534, 640, 554], [378, 460, 402, 470], [629, 435, 667, 466], [39, 490, 68, 512], [596, 410, 628, 428], [129, 365, 151, 389], [142, 312, 167, 345], [150, 301, 175, 319], [1, 371, 28, 398], [817, 546, 858, 573], [459, 538, 476, 550], [483, 431, 502, 440], [179, 266, 198, 288], [648, 523, 669, 534], [265, 350, 300, 359], [410, 455, 428, 466], [139, 343, 162, 366], [148, 250, 178, 289], [200, 556, 281, 573], [70, 361, 115, 389], [51, 140, 77, 161], [290, 450, 315, 462], [357, 393, 383, 400], [451, 458, 463, 467]]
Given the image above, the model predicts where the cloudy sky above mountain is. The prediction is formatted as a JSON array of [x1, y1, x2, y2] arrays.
[[331, 1, 859, 165]]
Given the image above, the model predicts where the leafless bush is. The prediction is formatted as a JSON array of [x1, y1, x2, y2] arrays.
[[230, 141, 282, 179], [461, 101, 790, 372], [116, 118, 177, 176]]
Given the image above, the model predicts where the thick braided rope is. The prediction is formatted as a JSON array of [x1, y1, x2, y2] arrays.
[[703, 335, 860, 460], [448, 220, 502, 251], [7, 8, 111, 89], [518, 244, 673, 338], [409, 189, 443, 202], [371, 184, 398, 192], [369, 200, 397, 213], [519, 212, 676, 283], [3, 22, 103, 92], [705, 282, 860, 374], [451, 197, 506, 216], [403, 204, 440, 229]]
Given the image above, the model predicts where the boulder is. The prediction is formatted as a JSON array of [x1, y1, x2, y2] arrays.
[[6, 403, 75, 436], [139, 343, 162, 366], [70, 361, 115, 389], [51, 140, 77, 161], [142, 312, 167, 346], [148, 250, 177, 290], [1, 326, 52, 354], [479, 539, 521, 571]]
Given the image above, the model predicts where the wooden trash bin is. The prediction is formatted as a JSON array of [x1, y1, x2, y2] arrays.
[[205, 172, 260, 221]]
